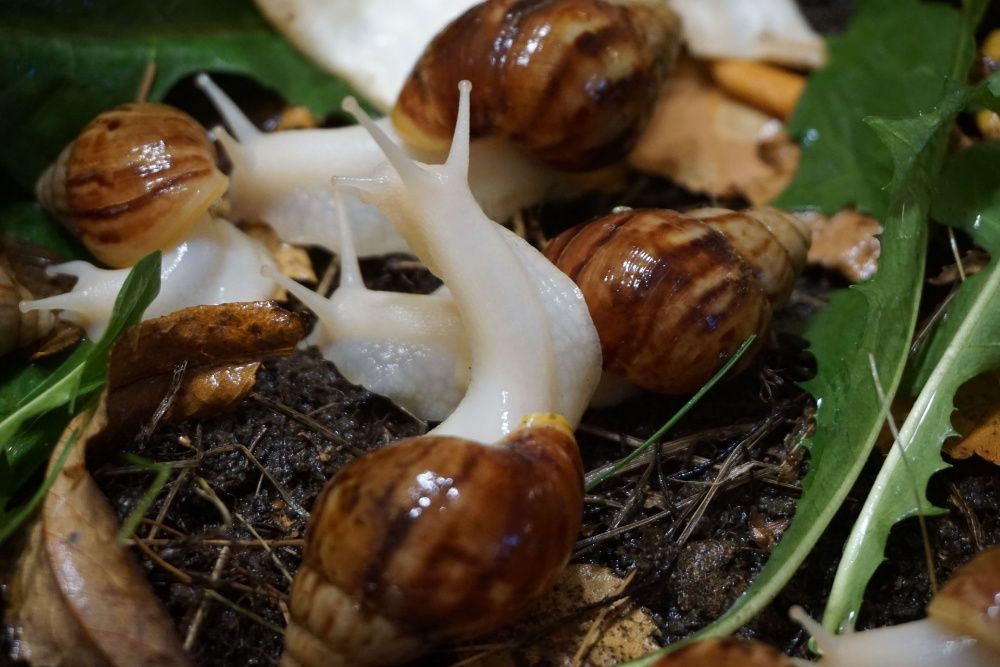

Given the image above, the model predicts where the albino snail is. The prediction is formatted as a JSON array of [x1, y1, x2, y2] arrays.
[[0, 259, 56, 356], [266, 193, 469, 422], [282, 81, 601, 666], [196, 0, 681, 256], [24, 103, 279, 340], [646, 547, 1000, 667], [544, 206, 810, 395], [35, 103, 229, 269]]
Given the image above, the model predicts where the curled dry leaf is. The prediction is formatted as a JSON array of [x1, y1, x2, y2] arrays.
[[239, 222, 317, 285], [629, 58, 798, 206], [103, 301, 308, 440], [927, 249, 989, 285], [466, 564, 660, 667], [7, 404, 193, 667], [945, 370, 1000, 465], [797, 208, 882, 282], [649, 637, 796, 666]]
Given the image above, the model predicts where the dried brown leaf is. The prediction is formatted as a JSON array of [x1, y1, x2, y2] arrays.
[[7, 404, 192, 667], [103, 302, 307, 440], [648, 637, 796, 667], [798, 208, 882, 282], [240, 221, 317, 284], [946, 371, 1000, 465], [629, 58, 799, 206], [928, 249, 990, 285], [465, 564, 660, 667]]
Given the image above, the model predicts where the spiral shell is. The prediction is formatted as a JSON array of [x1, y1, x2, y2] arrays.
[[35, 103, 228, 268], [927, 546, 1000, 654], [282, 415, 583, 667], [392, 0, 682, 171], [0, 259, 56, 356], [544, 207, 810, 394], [651, 637, 796, 667]]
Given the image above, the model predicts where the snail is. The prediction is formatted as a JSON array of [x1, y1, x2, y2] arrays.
[[392, 0, 682, 170], [788, 545, 1000, 667], [281, 81, 602, 666], [195, 0, 680, 256], [265, 193, 470, 422], [24, 102, 281, 340], [35, 103, 229, 269], [644, 546, 1000, 667], [0, 258, 56, 356], [544, 206, 810, 395]]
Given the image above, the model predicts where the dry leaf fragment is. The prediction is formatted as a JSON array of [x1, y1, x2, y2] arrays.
[[239, 221, 317, 285], [709, 59, 806, 120], [798, 209, 882, 282], [8, 404, 192, 667], [103, 302, 308, 441], [946, 371, 1000, 465], [629, 58, 799, 206], [466, 564, 660, 667], [927, 249, 989, 286], [649, 637, 796, 666]]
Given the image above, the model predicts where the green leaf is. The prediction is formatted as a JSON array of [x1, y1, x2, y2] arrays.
[[0, 202, 90, 261], [0, 251, 161, 511], [823, 135, 1000, 631], [626, 3, 984, 662], [0, 0, 360, 191]]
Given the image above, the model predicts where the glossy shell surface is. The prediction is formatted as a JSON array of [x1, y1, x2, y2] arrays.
[[545, 208, 776, 394], [283, 420, 583, 666], [392, 0, 682, 170], [35, 103, 228, 268]]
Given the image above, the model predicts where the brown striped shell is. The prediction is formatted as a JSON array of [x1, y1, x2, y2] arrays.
[[35, 103, 228, 268], [927, 545, 1000, 654], [0, 259, 55, 356], [391, 0, 682, 171], [282, 415, 583, 666], [544, 207, 810, 394], [650, 637, 797, 666]]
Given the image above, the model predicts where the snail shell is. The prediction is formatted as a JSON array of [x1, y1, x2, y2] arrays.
[[651, 637, 796, 666], [392, 0, 682, 171], [543, 207, 810, 394], [35, 103, 228, 268], [282, 415, 583, 667], [0, 259, 55, 356], [927, 546, 1000, 654]]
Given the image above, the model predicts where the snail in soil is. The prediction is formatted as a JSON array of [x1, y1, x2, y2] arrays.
[[0, 257, 56, 357], [646, 546, 1000, 667], [23, 102, 280, 340], [544, 206, 811, 395], [281, 80, 602, 666], [194, 0, 682, 257]]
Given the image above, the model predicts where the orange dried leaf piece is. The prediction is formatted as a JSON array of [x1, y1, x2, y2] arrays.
[[8, 406, 192, 667], [467, 564, 660, 667], [629, 58, 799, 206], [946, 371, 1000, 465], [103, 302, 307, 439], [240, 221, 317, 285], [799, 209, 882, 282], [649, 637, 796, 667]]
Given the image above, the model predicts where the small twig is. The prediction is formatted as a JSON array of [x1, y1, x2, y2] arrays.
[[236, 513, 295, 584], [570, 570, 637, 667], [203, 590, 284, 635], [946, 479, 985, 552], [136, 361, 188, 446], [184, 546, 231, 650], [204, 442, 308, 518], [147, 468, 191, 542], [250, 393, 363, 455], [947, 226, 967, 282], [131, 538, 193, 584], [135, 60, 157, 103], [868, 354, 938, 595], [574, 509, 671, 555], [675, 444, 745, 545], [194, 476, 233, 528]]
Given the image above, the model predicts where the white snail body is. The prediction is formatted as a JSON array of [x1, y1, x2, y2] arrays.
[[21, 217, 278, 341], [282, 81, 601, 666]]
